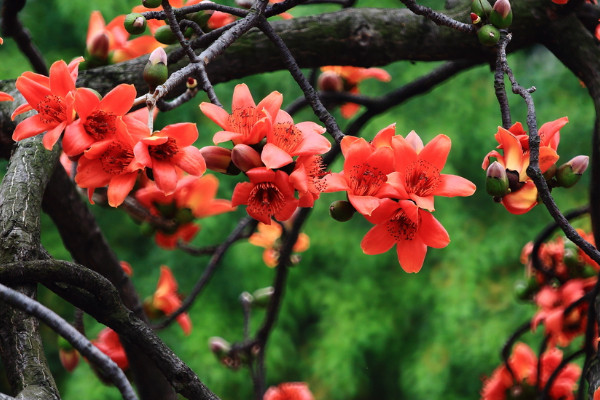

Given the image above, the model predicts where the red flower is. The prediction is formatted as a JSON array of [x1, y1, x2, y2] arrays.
[[249, 220, 310, 267], [482, 118, 567, 214], [12, 58, 83, 150], [200, 83, 283, 146], [134, 123, 206, 195], [155, 223, 200, 250], [62, 84, 137, 156], [151, 266, 192, 335], [93, 328, 128, 370], [322, 135, 398, 217], [289, 155, 327, 207], [175, 174, 235, 218], [361, 199, 449, 273], [388, 131, 476, 211], [232, 167, 298, 225], [481, 342, 580, 400], [264, 382, 314, 400], [320, 66, 391, 118], [261, 110, 330, 169], [0, 92, 13, 102]]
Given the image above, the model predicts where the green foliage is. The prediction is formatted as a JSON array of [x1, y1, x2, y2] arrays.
[[0, 0, 594, 399]]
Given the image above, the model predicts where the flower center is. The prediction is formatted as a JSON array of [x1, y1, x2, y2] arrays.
[[37, 95, 66, 124], [84, 110, 117, 140], [149, 138, 179, 160], [386, 209, 418, 241], [305, 156, 327, 192], [348, 163, 387, 196], [228, 107, 260, 139], [271, 122, 302, 153], [100, 143, 134, 175], [404, 160, 440, 196], [248, 182, 284, 218]]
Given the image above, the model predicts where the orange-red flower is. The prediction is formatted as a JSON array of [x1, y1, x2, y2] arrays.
[[62, 84, 137, 156], [134, 123, 206, 195], [200, 83, 283, 146], [388, 131, 476, 211], [155, 223, 200, 250], [151, 266, 192, 335], [361, 199, 450, 273], [481, 342, 580, 400], [289, 155, 327, 207], [322, 135, 398, 217], [482, 118, 567, 214], [249, 220, 310, 267], [232, 167, 298, 225], [12, 58, 83, 150], [0, 92, 13, 101], [93, 328, 128, 370], [532, 278, 594, 347], [320, 66, 391, 118], [261, 110, 330, 169], [86, 11, 163, 63], [264, 382, 314, 400]]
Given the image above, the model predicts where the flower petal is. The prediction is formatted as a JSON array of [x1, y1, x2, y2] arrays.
[[107, 172, 138, 207], [396, 239, 427, 273], [361, 223, 396, 255]]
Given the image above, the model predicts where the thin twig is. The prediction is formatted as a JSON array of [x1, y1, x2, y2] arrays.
[[0, 282, 138, 400], [399, 0, 475, 34]]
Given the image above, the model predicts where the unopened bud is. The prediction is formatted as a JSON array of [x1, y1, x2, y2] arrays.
[[543, 163, 557, 181], [87, 33, 110, 60], [490, 0, 512, 28], [199, 146, 238, 174], [477, 24, 500, 46], [144, 47, 168, 91], [59, 348, 80, 372], [231, 144, 263, 172], [329, 200, 356, 222], [239, 291, 254, 305], [471, 0, 492, 17], [143, 0, 163, 8], [124, 13, 147, 35], [556, 155, 589, 188], [470, 12, 481, 25], [486, 161, 510, 197], [514, 277, 538, 301], [209, 337, 231, 358], [317, 71, 344, 92], [187, 77, 198, 89], [154, 25, 178, 45], [235, 0, 254, 8], [252, 286, 274, 308]]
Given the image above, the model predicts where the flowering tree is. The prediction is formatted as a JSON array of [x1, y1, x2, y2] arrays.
[[0, 0, 600, 399]]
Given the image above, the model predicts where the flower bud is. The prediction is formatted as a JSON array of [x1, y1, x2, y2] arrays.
[[556, 155, 589, 188], [317, 71, 344, 92], [543, 163, 557, 180], [124, 13, 147, 35], [209, 337, 231, 358], [252, 286, 274, 308], [236, 0, 254, 8], [144, 47, 168, 92], [199, 146, 238, 174], [87, 32, 110, 60], [231, 144, 263, 172], [59, 348, 80, 372], [239, 291, 254, 305], [477, 24, 500, 46], [154, 25, 178, 45], [485, 161, 510, 197], [514, 277, 538, 301], [143, 0, 163, 8], [329, 200, 356, 222], [490, 0, 512, 29], [471, 0, 492, 17], [186, 77, 198, 89], [470, 12, 481, 25], [175, 207, 195, 225]]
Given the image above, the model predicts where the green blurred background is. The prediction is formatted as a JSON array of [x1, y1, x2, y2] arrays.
[[0, 0, 594, 398]]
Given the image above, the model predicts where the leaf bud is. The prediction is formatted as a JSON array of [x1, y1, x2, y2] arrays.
[[317, 71, 344, 92], [231, 144, 263, 172], [485, 161, 509, 197], [490, 0, 512, 29], [477, 24, 500, 46], [124, 13, 147, 35], [143, 47, 168, 91], [252, 286, 274, 308], [329, 200, 356, 222], [556, 155, 589, 188]]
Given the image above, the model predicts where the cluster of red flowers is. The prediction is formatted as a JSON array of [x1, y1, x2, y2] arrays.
[[482, 118, 588, 214], [200, 83, 332, 225], [324, 126, 476, 273], [84, 0, 236, 66], [481, 230, 599, 398]]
